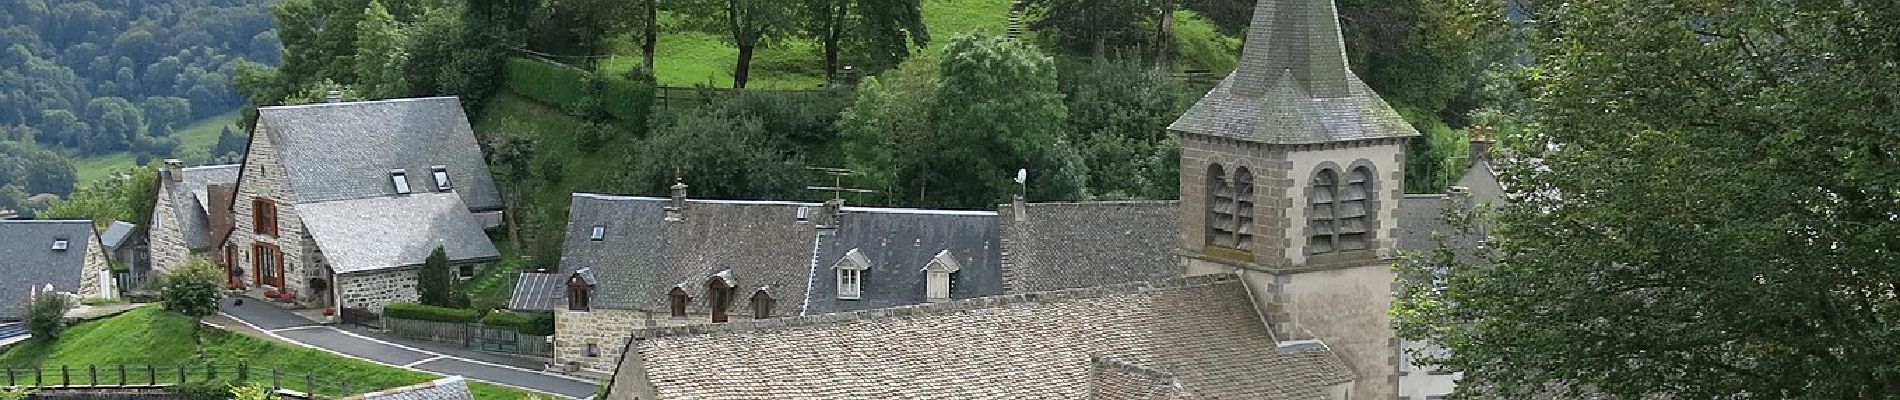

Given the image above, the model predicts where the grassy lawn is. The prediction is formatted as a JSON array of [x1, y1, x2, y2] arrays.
[[73, 112, 241, 184], [471, 92, 638, 268], [0, 306, 539, 400]]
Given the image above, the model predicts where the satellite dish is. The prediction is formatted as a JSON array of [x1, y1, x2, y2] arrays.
[[1014, 169, 1027, 184]]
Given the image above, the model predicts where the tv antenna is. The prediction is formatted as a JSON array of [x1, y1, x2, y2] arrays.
[[804, 166, 877, 201]]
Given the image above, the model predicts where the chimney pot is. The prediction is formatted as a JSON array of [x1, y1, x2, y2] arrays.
[[817, 198, 845, 229], [1011, 194, 1026, 222], [666, 179, 689, 221], [164, 159, 186, 182]]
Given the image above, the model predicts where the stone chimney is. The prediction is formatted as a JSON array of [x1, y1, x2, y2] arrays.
[[325, 90, 344, 104], [815, 198, 845, 229], [665, 179, 688, 222], [1470, 125, 1495, 164], [1011, 194, 1026, 222], [163, 159, 186, 182]]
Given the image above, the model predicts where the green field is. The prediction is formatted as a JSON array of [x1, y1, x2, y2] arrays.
[[73, 112, 241, 184], [0, 306, 538, 400]]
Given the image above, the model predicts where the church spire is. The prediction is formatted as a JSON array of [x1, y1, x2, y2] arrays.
[[1230, 0, 1353, 98]]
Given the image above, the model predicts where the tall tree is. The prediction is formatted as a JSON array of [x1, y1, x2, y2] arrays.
[[1396, 0, 1900, 398], [802, 0, 929, 83], [681, 0, 797, 88], [931, 34, 1083, 207], [354, 0, 411, 99], [415, 247, 463, 308], [1024, 0, 1157, 59]]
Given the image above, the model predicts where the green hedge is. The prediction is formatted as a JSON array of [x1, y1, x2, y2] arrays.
[[383, 303, 480, 324], [480, 310, 554, 336], [504, 57, 654, 127]]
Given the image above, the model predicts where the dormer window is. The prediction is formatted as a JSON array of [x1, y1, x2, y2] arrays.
[[431, 166, 451, 192], [589, 224, 605, 241], [922, 250, 962, 302], [668, 287, 690, 318], [391, 169, 411, 194], [566, 270, 593, 311], [707, 272, 735, 323], [750, 289, 775, 319], [833, 248, 871, 300], [51, 238, 69, 251]]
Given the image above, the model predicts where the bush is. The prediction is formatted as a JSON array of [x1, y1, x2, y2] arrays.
[[382, 303, 480, 323], [158, 257, 225, 318], [503, 58, 653, 127], [480, 311, 554, 336], [26, 294, 69, 340], [168, 379, 234, 400]]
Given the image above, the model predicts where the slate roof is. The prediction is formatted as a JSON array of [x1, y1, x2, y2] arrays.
[[998, 201, 1182, 293], [297, 193, 500, 274], [0, 220, 95, 320], [563, 194, 818, 316], [256, 97, 501, 211], [161, 164, 239, 251], [1167, 0, 1419, 144], [100, 221, 136, 249], [341, 376, 474, 400], [612, 274, 1357, 399], [803, 208, 1003, 314], [509, 272, 566, 311]]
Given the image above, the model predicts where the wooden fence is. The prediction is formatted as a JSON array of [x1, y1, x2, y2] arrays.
[[381, 318, 553, 357], [0, 363, 374, 398]]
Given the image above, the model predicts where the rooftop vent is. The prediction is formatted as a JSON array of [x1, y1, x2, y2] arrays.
[[391, 169, 411, 194], [51, 238, 69, 251]]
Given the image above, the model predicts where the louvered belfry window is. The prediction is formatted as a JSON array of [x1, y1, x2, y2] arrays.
[[1206, 164, 1234, 247], [1310, 166, 1375, 254]]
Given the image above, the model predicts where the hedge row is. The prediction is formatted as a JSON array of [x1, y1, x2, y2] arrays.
[[480, 310, 555, 336], [383, 303, 480, 324], [503, 57, 654, 126]]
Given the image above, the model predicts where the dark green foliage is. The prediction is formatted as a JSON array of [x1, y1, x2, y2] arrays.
[[503, 58, 654, 127], [382, 303, 481, 323], [1024, 0, 1161, 57], [26, 293, 69, 340], [479, 310, 553, 335], [1060, 59, 1193, 199], [800, 0, 930, 80], [211, 126, 248, 163], [931, 34, 1084, 207], [168, 379, 236, 400], [627, 100, 805, 199], [414, 247, 468, 308], [0, 141, 77, 197], [157, 257, 225, 319], [39, 164, 157, 227]]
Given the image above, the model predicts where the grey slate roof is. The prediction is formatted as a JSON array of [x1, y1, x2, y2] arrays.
[[256, 97, 501, 211], [161, 164, 239, 251], [341, 376, 474, 400], [998, 201, 1182, 293], [563, 194, 818, 316], [297, 193, 500, 274], [1167, 0, 1419, 144], [100, 221, 136, 249], [803, 208, 1003, 314], [0, 220, 95, 320], [612, 274, 1357, 399], [509, 272, 566, 311]]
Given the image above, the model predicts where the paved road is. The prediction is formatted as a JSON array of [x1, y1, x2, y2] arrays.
[[216, 300, 598, 399]]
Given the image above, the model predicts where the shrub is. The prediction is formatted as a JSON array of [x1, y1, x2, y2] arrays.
[[480, 311, 554, 336], [169, 379, 234, 400], [383, 303, 480, 323], [26, 294, 68, 340], [158, 257, 225, 318], [229, 384, 272, 400], [503, 58, 654, 127]]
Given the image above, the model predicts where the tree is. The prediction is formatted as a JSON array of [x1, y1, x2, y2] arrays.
[[629, 102, 805, 199], [932, 34, 1084, 207], [416, 247, 466, 308], [1061, 59, 1193, 199], [39, 164, 157, 226], [1394, 1, 1900, 398], [25, 291, 69, 340], [837, 55, 940, 206], [354, 0, 411, 99], [679, 0, 798, 88], [1024, 0, 1158, 59], [801, 0, 929, 82], [158, 257, 224, 320], [526, 0, 636, 70]]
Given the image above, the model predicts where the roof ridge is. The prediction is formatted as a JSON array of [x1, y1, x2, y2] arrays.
[[182, 164, 241, 171], [999, 200, 1182, 208], [257, 96, 460, 111], [0, 220, 94, 225], [1089, 355, 1179, 384], [628, 273, 1237, 340]]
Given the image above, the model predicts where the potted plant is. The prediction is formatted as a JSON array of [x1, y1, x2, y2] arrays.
[[277, 290, 295, 303]]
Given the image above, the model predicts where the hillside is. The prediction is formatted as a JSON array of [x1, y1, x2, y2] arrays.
[[0, 306, 533, 400], [73, 112, 240, 183]]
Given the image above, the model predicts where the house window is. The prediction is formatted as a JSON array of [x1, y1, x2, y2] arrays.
[[707, 276, 734, 323], [1309, 166, 1377, 255], [589, 224, 605, 241], [923, 250, 962, 302], [51, 238, 69, 251], [391, 170, 411, 194], [567, 271, 593, 311], [458, 264, 474, 278], [430, 166, 451, 191], [252, 242, 284, 288], [584, 343, 600, 358], [749, 290, 774, 319], [668, 287, 689, 318], [833, 248, 870, 300], [252, 198, 279, 237]]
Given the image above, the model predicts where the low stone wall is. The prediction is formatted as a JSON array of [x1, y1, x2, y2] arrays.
[[381, 317, 553, 357], [338, 269, 420, 314], [32, 388, 177, 400]]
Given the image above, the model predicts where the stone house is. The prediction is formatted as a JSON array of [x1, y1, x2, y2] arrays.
[[225, 96, 502, 314], [148, 161, 240, 284], [0, 220, 117, 320]]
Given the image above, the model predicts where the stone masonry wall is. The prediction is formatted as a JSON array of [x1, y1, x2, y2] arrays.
[[79, 232, 113, 299], [554, 308, 644, 372], [148, 183, 191, 274], [338, 268, 420, 313], [1178, 133, 1293, 267], [230, 123, 319, 307]]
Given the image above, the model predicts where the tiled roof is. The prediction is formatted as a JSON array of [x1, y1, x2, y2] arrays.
[[998, 201, 1182, 293], [614, 274, 1356, 399], [340, 376, 474, 400], [297, 193, 499, 274], [256, 97, 501, 211], [100, 220, 136, 249], [803, 208, 1004, 314], [1167, 0, 1419, 144], [509, 272, 566, 311], [564, 194, 818, 316], [0, 220, 95, 320], [1091, 356, 1183, 400], [161, 164, 239, 251]]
